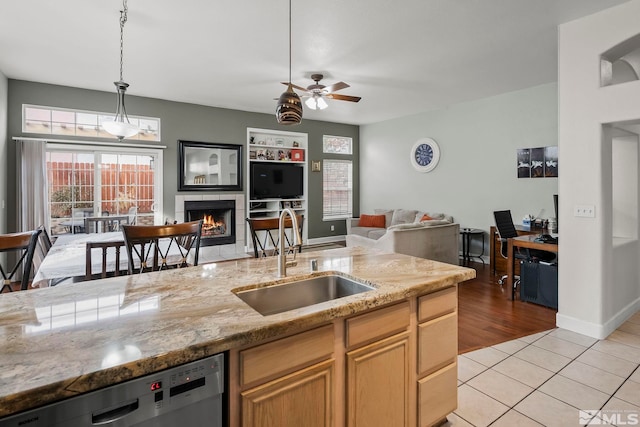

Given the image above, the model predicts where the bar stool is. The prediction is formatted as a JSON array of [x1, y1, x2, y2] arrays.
[[0, 229, 42, 292]]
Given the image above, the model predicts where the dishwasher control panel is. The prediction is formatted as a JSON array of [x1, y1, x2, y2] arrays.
[[0, 353, 225, 427]]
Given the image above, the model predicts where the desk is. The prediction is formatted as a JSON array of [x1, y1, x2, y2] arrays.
[[489, 225, 552, 275], [33, 232, 187, 287], [506, 235, 558, 300]]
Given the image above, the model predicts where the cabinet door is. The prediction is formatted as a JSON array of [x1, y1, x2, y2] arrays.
[[346, 332, 410, 427], [418, 362, 457, 427], [241, 360, 334, 427], [418, 311, 457, 376]]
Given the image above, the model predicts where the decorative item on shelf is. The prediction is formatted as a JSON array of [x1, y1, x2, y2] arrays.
[[278, 150, 287, 160], [250, 136, 255, 144], [291, 149, 304, 161], [291, 200, 302, 209], [410, 137, 440, 173], [311, 160, 321, 172], [275, 0, 303, 125], [249, 150, 257, 159], [256, 149, 266, 160], [102, 0, 139, 141], [265, 149, 275, 160], [292, 141, 299, 147], [276, 138, 284, 147], [281, 201, 292, 209]]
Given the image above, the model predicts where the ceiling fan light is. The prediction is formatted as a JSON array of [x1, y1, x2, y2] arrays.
[[317, 97, 328, 110], [305, 96, 317, 110], [276, 84, 303, 125]]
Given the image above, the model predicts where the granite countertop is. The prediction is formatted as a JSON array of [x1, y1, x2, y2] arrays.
[[0, 247, 475, 418]]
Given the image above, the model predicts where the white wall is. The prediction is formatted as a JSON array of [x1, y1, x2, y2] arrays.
[[558, 0, 640, 338], [0, 70, 7, 234], [360, 83, 558, 244]]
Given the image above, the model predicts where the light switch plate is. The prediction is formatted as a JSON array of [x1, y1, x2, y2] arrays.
[[574, 205, 595, 218]]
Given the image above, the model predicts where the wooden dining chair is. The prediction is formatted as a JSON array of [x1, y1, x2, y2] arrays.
[[121, 220, 203, 274], [85, 241, 128, 280], [0, 229, 42, 292], [246, 215, 304, 258]]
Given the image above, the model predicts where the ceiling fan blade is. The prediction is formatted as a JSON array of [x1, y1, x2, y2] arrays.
[[281, 82, 310, 93], [326, 93, 361, 103], [323, 81, 350, 93]]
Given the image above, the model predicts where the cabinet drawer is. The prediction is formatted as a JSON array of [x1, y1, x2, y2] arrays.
[[418, 362, 457, 427], [418, 286, 457, 323], [240, 324, 334, 387], [418, 312, 457, 376], [346, 301, 410, 349]]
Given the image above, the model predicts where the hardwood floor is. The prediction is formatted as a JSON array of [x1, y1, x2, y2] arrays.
[[458, 261, 556, 354]]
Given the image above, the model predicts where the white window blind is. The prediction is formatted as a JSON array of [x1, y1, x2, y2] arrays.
[[323, 159, 353, 220]]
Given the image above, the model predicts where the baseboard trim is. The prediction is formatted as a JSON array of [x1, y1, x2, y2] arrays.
[[557, 296, 640, 339], [307, 235, 346, 245]]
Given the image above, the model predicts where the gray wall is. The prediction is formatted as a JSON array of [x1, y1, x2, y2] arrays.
[[360, 83, 559, 251], [0, 71, 7, 235], [6, 79, 359, 239]]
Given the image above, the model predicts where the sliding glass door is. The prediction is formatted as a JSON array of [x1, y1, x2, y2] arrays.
[[46, 145, 162, 235]]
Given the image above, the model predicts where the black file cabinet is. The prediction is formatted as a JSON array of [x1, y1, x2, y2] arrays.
[[520, 261, 558, 309]]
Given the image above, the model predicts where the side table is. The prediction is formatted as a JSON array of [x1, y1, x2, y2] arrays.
[[460, 228, 485, 265]]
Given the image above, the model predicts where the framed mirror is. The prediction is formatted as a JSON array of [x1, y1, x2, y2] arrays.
[[178, 140, 243, 191]]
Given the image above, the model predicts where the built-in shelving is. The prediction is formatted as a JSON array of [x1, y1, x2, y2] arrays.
[[246, 128, 308, 251]]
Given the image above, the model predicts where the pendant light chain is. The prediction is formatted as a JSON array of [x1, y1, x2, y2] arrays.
[[288, 0, 291, 84], [119, 0, 128, 82]]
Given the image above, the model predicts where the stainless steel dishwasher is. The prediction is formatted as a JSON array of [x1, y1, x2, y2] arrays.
[[0, 353, 225, 427]]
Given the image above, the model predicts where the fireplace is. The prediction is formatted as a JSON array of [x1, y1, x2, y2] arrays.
[[184, 200, 235, 246]]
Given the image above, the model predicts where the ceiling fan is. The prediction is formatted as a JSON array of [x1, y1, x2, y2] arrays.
[[282, 74, 362, 110]]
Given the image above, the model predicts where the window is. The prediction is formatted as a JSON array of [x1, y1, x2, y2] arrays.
[[323, 135, 352, 154], [23, 105, 161, 141], [47, 144, 163, 235], [323, 159, 353, 220]]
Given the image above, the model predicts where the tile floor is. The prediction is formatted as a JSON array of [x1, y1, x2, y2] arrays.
[[447, 311, 640, 427]]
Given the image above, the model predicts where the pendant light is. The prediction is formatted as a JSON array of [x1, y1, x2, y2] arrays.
[[275, 0, 303, 125], [102, 0, 139, 140]]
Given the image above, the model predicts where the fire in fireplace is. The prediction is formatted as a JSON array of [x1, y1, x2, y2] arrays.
[[184, 200, 235, 246]]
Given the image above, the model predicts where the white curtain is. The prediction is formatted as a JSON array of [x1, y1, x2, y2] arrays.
[[16, 139, 49, 232]]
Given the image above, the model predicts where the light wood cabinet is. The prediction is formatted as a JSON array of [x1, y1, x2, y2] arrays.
[[231, 288, 459, 427], [418, 362, 458, 427], [241, 359, 334, 427], [417, 288, 458, 426], [346, 332, 411, 427]]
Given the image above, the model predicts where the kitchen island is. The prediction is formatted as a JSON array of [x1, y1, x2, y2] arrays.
[[0, 247, 475, 426]]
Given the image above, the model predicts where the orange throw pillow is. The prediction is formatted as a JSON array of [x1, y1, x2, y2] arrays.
[[420, 214, 434, 221], [358, 214, 386, 228]]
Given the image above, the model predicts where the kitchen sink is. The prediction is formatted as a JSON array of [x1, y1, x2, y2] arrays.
[[234, 274, 375, 316]]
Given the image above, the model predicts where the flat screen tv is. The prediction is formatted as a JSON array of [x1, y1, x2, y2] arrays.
[[251, 162, 304, 199]]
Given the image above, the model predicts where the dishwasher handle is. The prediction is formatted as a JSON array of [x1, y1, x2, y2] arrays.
[[92, 398, 139, 425]]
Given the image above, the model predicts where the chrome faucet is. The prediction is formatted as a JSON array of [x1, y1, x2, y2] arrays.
[[278, 208, 302, 277]]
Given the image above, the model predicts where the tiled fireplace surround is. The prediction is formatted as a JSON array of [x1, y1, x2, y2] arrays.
[[175, 194, 248, 263]]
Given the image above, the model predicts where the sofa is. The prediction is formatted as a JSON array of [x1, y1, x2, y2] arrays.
[[345, 209, 460, 265]]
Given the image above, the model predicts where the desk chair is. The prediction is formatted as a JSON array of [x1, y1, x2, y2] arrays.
[[0, 229, 42, 292], [246, 215, 304, 258], [121, 220, 202, 274], [493, 210, 555, 292]]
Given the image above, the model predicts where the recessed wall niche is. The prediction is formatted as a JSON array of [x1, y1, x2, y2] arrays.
[[601, 33, 640, 87]]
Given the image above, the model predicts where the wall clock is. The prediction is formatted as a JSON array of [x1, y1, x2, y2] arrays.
[[410, 138, 440, 172]]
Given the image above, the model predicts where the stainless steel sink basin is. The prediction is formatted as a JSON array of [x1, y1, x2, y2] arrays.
[[234, 274, 375, 316]]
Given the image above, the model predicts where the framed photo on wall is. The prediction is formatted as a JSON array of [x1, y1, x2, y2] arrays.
[[544, 146, 558, 177], [517, 148, 530, 178]]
